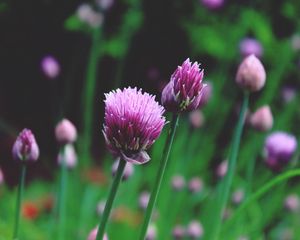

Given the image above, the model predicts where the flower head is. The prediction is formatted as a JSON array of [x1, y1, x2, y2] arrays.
[[172, 225, 185, 240], [161, 58, 205, 113], [55, 119, 77, 144], [103, 87, 165, 164], [236, 54, 266, 92], [41, 56, 60, 79], [264, 132, 297, 171], [12, 129, 39, 162], [200, 0, 224, 9], [284, 194, 299, 212], [187, 220, 204, 239]]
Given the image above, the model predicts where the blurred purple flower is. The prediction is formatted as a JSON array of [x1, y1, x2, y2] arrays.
[[12, 129, 39, 162], [249, 105, 273, 132], [172, 225, 185, 240], [198, 81, 212, 108], [96, 0, 114, 11], [103, 87, 165, 165], [139, 191, 150, 210], [264, 132, 297, 172], [284, 194, 299, 212], [239, 38, 263, 58], [231, 189, 244, 205], [189, 110, 205, 129], [41, 56, 60, 79], [112, 159, 134, 181], [171, 175, 185, 191], [188, 177, 203, 194], [161, 58, 205, 113], [281, 86, 297, 103], [201, 0, 224, 9], [146, 224, 157, 240], [57, 144, 77, 169], [187, 220, 204, 239], [0, 168, 4, 185], [291, 34, 300, 51], [77, 4, 104, 28], [216, 160, 228, 178], [55, 119, 77, 145], [87, 227, 108, 240]]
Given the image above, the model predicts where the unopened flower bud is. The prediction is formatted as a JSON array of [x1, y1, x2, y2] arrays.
[[161, 58, 205, 113], [264, 132, 297, 172], [239, 38, 263, 58], [189, 110, 205, 129], [284, 194, 299, 212], [55, 119, 77, 144], [87, 227, 108, 240], [146, 224, 157, 240], [139, 191, 150, 210], [216, 160, 228, 178], [188, 177, 203, 194], [112, 159, 134, 181], [232, 189, 244, 205], [171, 175, 185, 191], [236, 54, 266, 92], [187, 220, 204, 239], [172, 225, 185, 240], [249, 105, 273, 131], [57, 144, 77, 168], [41, 56, 60, 79], [12, 129, 39, 162]]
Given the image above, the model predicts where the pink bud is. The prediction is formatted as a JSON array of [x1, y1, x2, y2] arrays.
[[236, 55, 266, 92], [187, 220, 204, 239], [200, 0, 224, 9], [41, 56, 60, 79], [189, 110, 205, 129], [284, 194, 299, 212], [231, 189, 244, 205], [171, 175, 185, 191], [57, 144, 77, 168], [146, 225, 157, 240], [87, 227, 108, 240], [188, 177, 203, 194], [216, 160, 228, 178], [172, 225, 185, 239], [55, 119, 77, 144], [12, 129, 39, 162], [139, 191, 150, 210], [249, 105, 273, 131]]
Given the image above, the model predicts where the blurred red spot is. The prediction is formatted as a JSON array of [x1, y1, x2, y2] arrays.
[[22, 202, 40, 220]]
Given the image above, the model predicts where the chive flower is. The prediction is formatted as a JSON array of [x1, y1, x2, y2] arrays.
[[55, 119, 77, 145], [12, 129, 39, 162], [161, 58, 205, 113], [264, 131, 297, 171], [103, 87, 166, 164]]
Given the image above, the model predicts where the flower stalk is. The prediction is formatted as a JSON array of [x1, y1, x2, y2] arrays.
[[57, 146, 68, 240], [208, 91, 249, 240], [13, 164, 27, 240], [138, 114, 179, 240], [96, 160, 126, 240]]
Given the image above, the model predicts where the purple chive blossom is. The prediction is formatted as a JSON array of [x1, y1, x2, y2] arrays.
[[139, 191, 150, 210], [239, 38, 263, 58], [200, 0, 224, 9], [161, 58, 205, 113], [171, 175, 185, 191], [198, 81, 212, 108], [284, 194, 300, 212], [264, 132, 297, 172], [103, 87, 166, 165], [0, 167, 4, 185], [187, 220, 204, 239], [146, 224, 157, 240], [172, 225, 185, 240], [12, 129, 39, 162], [41, 56, 60, 79]]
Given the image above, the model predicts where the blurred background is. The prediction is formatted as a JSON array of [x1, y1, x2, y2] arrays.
[[1, 0, 300, 239]]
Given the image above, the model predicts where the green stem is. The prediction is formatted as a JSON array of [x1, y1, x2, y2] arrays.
[[209, 92, 249, 240], [223, 168, 300, 232], [96, 160, 126, 240], [138, 114, 179, 240], [245, 156, 256, 198], [81, 28, 102, 167], [58, 146, 68, 240], [13, 164, 26, 240]]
